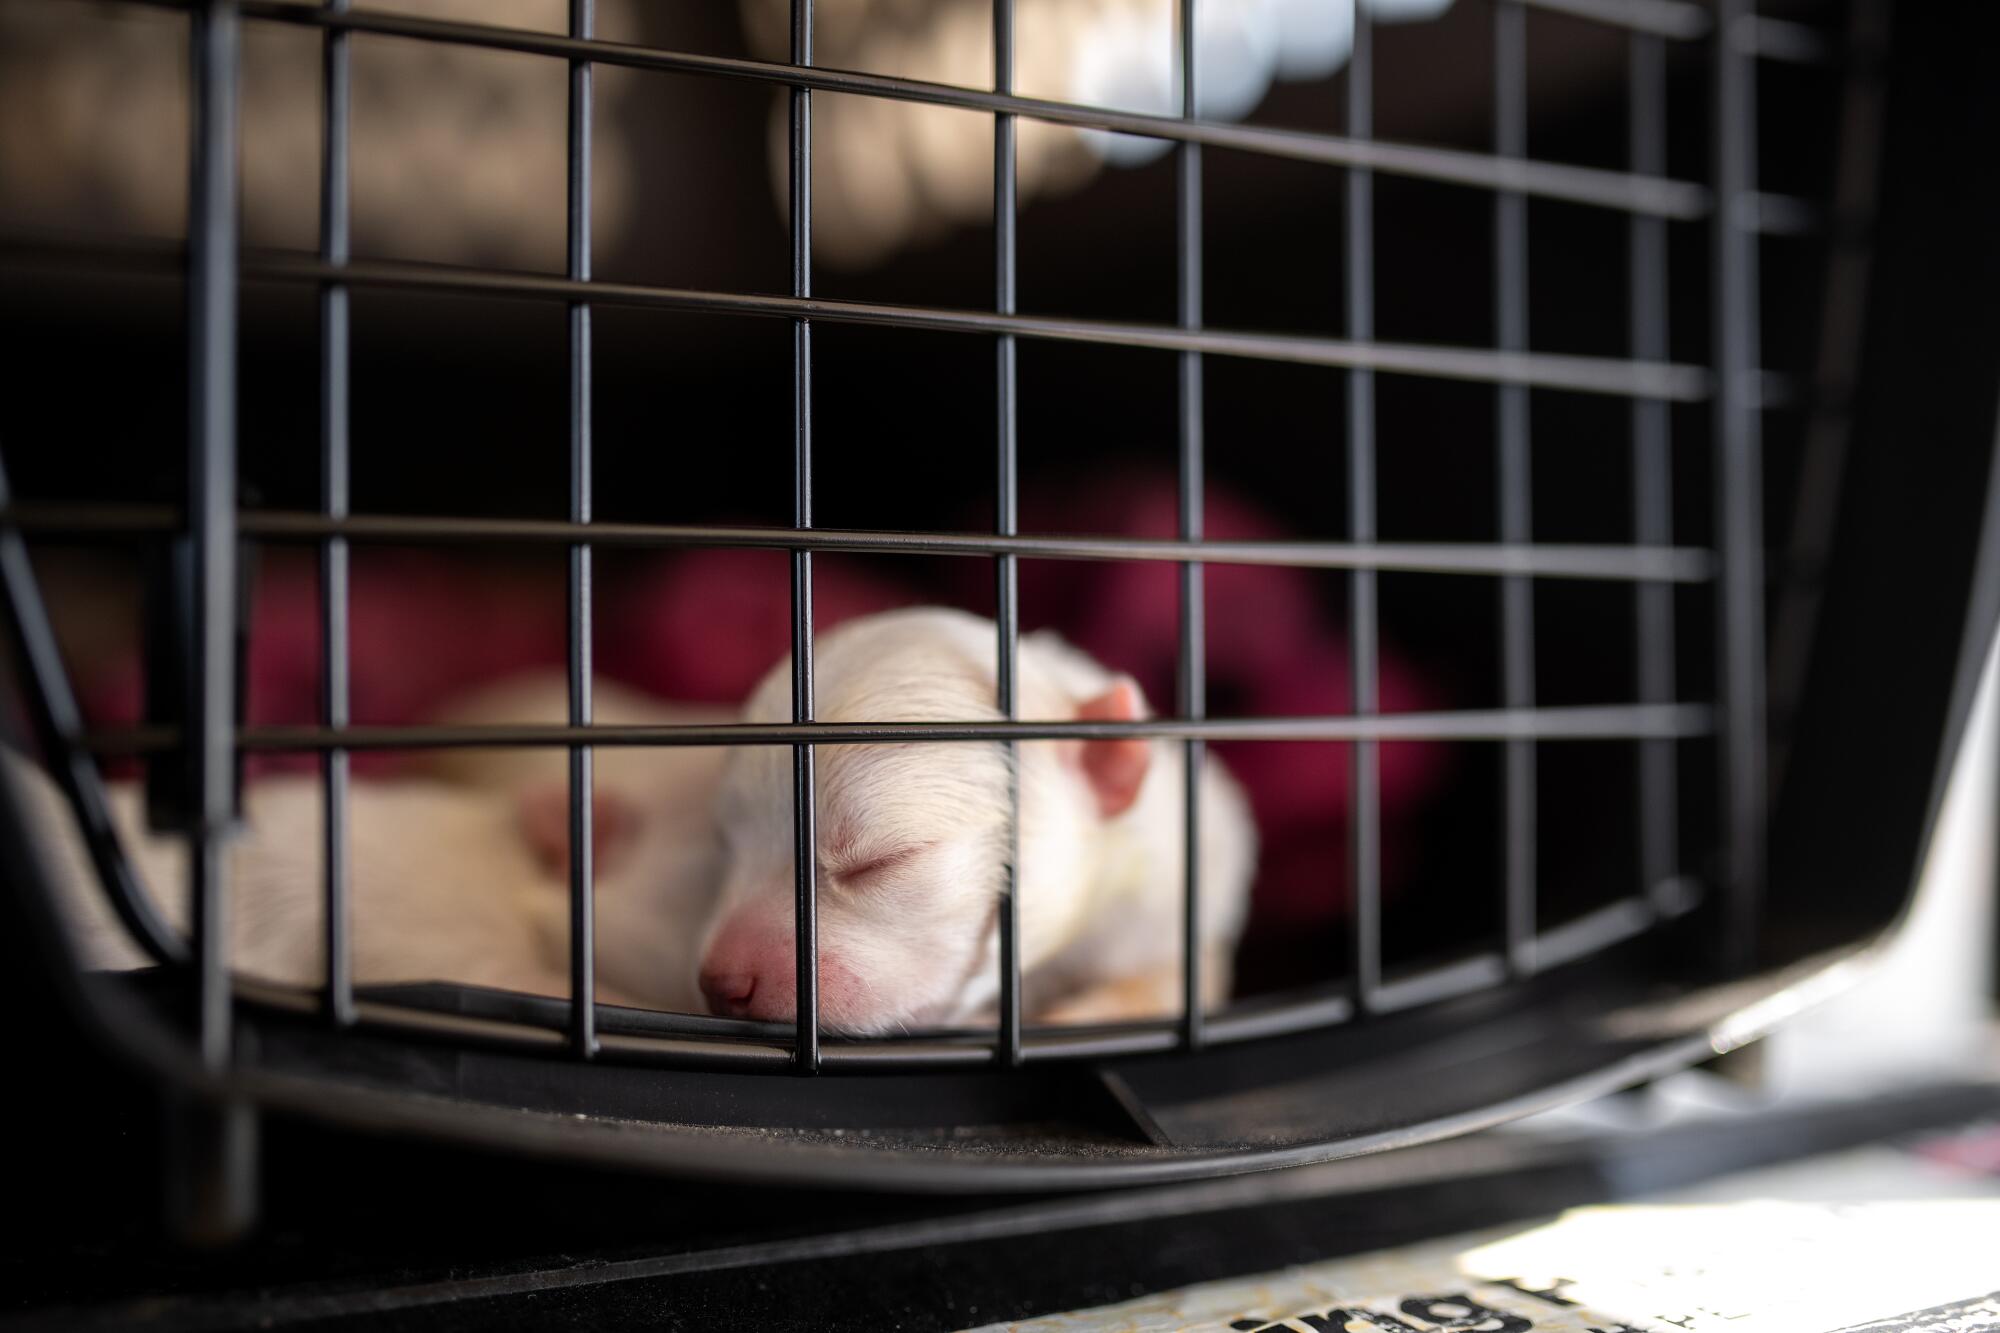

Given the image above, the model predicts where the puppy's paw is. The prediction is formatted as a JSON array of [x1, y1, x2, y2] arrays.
[[1035, 950, 1234, 1025], [1036, 971, 1182, 1025]]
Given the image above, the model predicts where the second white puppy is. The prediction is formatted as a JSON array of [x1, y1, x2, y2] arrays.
[[11, 758, 583, 998], [416, 673, 732, 1013], [699, 607, 1256, 1033]]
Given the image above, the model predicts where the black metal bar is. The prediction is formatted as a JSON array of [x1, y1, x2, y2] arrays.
[[1532, 896, 1656, 971], [168, 0, 256, 1242], [1630, 27, 1679, 912], [1495, 0, 1537, 978], [566, 0, 596, 1060], [0, 233, 1721, 399], [2, 506, 1721, 582], [188, 0, 240, 1072], [318, 0, 353, 1028], [112, 0, 1716, 219], [1199, 993, 1355, 1046], [789, 0, 819, 1075], [1176, 0, 1205, 1051], [80, 704, 1719, 756], [201, 253, 1720, 399], [1714, 0, 1767, 975], [1368, 952, 1510, 1013], [164, 1093, 258, 1245], [1347, 2, 1381, 1011], [993, 0, 1022, 1066]]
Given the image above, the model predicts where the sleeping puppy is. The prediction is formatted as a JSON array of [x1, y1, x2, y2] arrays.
[[10, 673, 723, 1009], [699, 607, 1256, 1033], [20, 613, 1254, 1032], [412, 673, 730, 1013]]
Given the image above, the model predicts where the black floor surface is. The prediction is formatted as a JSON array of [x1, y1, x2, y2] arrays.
[[4, 1070, 1992, 1332]]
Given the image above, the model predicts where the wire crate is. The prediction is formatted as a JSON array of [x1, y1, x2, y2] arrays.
[[2, 0, 1997, 1239]]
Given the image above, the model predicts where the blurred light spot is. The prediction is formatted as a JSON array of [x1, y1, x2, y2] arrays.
[[744, 0, 1456, 268]]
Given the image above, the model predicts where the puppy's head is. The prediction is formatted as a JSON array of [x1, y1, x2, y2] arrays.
[[697, 610, 1151, 1034]]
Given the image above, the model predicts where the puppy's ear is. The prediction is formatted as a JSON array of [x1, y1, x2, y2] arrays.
[[518, 785, 640, 882], [1073, 678, 1151, 818]]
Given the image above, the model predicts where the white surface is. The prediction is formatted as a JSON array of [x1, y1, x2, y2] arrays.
[[960, 1146, 2000, 1332]]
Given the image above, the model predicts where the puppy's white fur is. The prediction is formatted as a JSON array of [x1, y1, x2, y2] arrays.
[[11, 756, 578, 996], [705, 607, 1255, 1033], [13, 672, 724, 1010], [420, 673, 732, 805], [413, 672, 728, 1012]]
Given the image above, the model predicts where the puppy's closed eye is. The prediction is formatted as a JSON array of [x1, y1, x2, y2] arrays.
[[831, 843, 933, 886]]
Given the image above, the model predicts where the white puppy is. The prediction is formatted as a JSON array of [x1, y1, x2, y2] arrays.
[[10, 757, 584, 997], [699, 607, 1256, 1034], [19, 619, 1255, 1034], [12, 674, 722, 1009], [414, 673, 729, 1013]]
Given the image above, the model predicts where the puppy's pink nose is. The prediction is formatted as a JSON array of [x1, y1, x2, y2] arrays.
[[698, 914, 797, 1021], [699, 967, 760, 1017]]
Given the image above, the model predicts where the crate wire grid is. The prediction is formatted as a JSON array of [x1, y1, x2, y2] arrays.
[[0, 0, 1824, 1075]]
